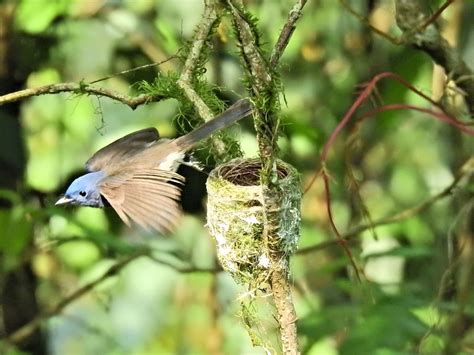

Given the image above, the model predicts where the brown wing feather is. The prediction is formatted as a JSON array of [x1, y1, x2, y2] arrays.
[[100, 168, 184, 233], [118, 194, 180, 232], [86, 128, 159, 172]]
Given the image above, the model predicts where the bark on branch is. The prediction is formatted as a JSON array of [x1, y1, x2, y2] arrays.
[[396, 0, 474, 117], [227, 0, 307, 353], [0, 82, 165, 110]]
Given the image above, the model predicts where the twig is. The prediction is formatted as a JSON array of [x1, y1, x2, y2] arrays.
[[0, 82, 164, 110], [0, 56, 181, 109], [297, 157, 472, 255], [228, 1, 301, 353], [100, 14, 177, 71], [341, 0, 473, 116], [176, 1, 218, 121], [146, 254, 222, 274], [5, 251, 146, 345], [270, 0, 308, 67], [416, 0, 455, 33], [208, 251, 223, 355], [89, 56, 179, 84], [395, 0, 474, 116], [338, 0, 401, 44], [175, 0, 242, 160], [3, 249, 222, 346], [227, 0, 272, 97]]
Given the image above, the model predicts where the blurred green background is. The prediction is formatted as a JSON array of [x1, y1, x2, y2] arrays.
[[0, 0, 473, 354]]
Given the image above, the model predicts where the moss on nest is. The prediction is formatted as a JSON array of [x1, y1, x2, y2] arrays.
[[206, 158, 301, 288]]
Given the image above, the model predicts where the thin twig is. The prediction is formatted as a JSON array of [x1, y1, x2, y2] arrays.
[[298, 157, 472, 255], [89, 56, 179, 84], [4, 249, 222, 346], [395, 0, 474, 116], [0, 82, 164, 110], [228, 1, 301, 353], [146, 254, 222, 273], [0, 57, 180, 109], [341, 0, 473, 116], [338, 0, 400, 44], [417, 0, 455, 33], [5, 251, 146, 345]]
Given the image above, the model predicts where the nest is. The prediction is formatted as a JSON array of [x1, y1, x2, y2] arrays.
[[206, 158, 301, 287]]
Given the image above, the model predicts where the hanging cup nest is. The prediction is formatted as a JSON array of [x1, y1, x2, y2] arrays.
[[206, 158, 301, 287]]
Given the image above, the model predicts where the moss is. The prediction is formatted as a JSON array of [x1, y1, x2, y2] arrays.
[[206, 158, 301, 288], [138, 72, 242, 162]]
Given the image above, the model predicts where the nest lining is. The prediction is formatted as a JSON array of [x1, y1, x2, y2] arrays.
[[206, 158, 301, 287], [218, 159, 289, 186]]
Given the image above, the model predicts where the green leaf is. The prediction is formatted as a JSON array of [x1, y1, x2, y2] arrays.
[[15, 0, 69, 34], [0, 207, 32, 257], [340, 295, 427, 355]]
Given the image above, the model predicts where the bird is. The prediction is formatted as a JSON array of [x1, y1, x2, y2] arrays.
[[55, 99, 253, 233]]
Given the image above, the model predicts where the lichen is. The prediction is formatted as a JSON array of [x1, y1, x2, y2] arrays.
[[206, 158, 301, 289]]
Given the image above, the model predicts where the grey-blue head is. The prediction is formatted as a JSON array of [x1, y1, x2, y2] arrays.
[[56, 171, 106, 207]]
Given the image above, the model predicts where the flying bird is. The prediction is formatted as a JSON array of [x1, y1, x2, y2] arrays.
[[56, 99, 252, 233]]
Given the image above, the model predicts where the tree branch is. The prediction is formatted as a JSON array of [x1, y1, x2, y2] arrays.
[[175, 0, 244, 161], [5, 251, 145, 345], [338, 0, 400, 44], [395, 0, 473, 117], [177, 1, 219, 121], [270, 0, 308, 67], [340, 0, 473, 117], [0, 82, 165, 110], [228, 1, 306, 353], [0, 57, 180, 109], [298, 157, 474, 255], [3, 249, 222, 346]]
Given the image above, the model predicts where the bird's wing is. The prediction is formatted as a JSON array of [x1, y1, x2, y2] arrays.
[[86, 128, 160, 172], [99, 168, 185, 233]]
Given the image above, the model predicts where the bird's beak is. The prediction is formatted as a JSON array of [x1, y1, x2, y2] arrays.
[[55, 196, 74, 205]]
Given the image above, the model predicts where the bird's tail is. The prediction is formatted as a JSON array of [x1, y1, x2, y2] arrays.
[[174, 99, 253, 151]]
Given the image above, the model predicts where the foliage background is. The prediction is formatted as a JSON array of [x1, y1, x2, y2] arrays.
[[0, 0, 473, 354]]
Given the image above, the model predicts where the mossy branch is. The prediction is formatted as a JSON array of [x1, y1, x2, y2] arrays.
[[226, 1, 307, 353], [0, 58, 179, 109], [0, 82, 165, 110], [226, 0, 279, 184], [341, 0, 474, 117], [270, 0, 308, 67], [177, 0, 220, 121], [173, 0, 243, 161], [395, 0, 474, 117], [1, 0, 307, 352]]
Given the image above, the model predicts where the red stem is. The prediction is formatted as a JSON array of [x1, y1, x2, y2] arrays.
[[313, 71, 473, 277]]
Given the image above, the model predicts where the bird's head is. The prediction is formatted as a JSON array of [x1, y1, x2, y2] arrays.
[[56, 171, 106, 207]]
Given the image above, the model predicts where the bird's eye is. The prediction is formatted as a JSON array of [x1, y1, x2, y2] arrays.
[[79, 191, 87, 197]]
